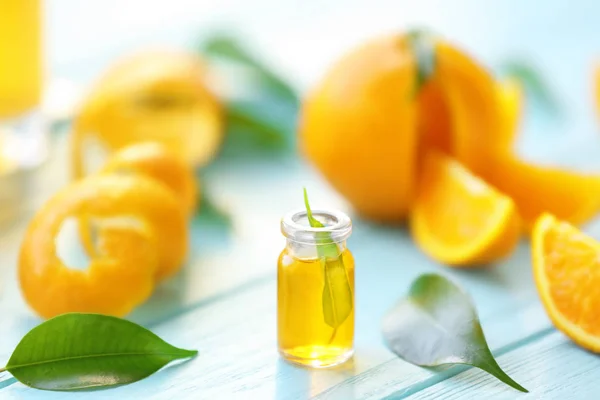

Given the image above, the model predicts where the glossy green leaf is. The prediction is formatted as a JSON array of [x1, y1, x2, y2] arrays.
[[382, 274, 528, 393], [499, 59, 561, 117], [407, 29, 437, 96], [303, 189, 353, 337], [202, 34, 298, 106], [1, 313, 197, 391]]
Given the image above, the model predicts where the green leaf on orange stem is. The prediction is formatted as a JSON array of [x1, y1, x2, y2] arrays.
[[382, 274, 528, 393], [407, 29, 437, 96]]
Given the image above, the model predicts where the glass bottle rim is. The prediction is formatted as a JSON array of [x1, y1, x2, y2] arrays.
[[281, 208, 352, 245]]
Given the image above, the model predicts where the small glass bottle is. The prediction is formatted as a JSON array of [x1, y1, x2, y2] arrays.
[[278, 208, 354, 368]]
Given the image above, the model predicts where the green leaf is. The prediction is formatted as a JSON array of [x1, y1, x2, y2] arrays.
[[202, 34, 298, 106], [225, 103, 287, 150], [320, 257, 353, 332], [498, 59, 561, 117], [195, 181, 231, 227], [2, 313, 197, 391], [303, 189, 353, 338], [199, 192, 231, 226], [406, 29, 437, 96], [382, 274, 528, 393], [200, 34, 298, 159]]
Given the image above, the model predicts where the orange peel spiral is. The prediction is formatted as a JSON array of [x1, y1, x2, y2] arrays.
[[19, 174, 188, 319], [99, 142, 198, 216], [77, 141, 198, 268]]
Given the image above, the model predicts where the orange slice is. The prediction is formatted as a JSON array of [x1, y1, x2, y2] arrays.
[[532, 213, 600, 352], [411, 151, 521, 266]]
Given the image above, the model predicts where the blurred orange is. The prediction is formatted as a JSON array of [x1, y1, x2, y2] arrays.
[[301, 32, 600, 229], [483, 156, 600, 230], [300, 33, 507, 222], [495, 77, 523, 150], [72, 49, 223, 179]]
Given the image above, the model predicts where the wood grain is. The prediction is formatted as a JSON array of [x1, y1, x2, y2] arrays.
[[0, 146, 597, 398], [405, 332, 600, 400], [0, 278, 555, 399], [2, 121, 600, 399]]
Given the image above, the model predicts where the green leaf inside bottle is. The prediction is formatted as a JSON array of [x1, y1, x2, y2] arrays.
[[303, 188, 353, 343]]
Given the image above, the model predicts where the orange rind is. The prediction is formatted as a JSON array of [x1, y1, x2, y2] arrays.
[[533, 214, 600, 352], [72, 49, 223, 179], [19, 175, 188, 319]]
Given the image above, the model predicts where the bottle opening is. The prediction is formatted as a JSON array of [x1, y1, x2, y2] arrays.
[[281, 208, 352, 245]]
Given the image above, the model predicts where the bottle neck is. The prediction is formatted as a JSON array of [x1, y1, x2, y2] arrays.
[[285, 238, 347, 260], [281, 208, 352, 259]]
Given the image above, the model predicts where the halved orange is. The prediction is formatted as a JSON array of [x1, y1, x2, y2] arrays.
[[533, 213, 600, 352], [410, 151, 521, 266]]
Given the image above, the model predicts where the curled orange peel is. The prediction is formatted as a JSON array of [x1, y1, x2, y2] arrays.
[[77, 142, 198, 258], [19, 174, 188, 319], [99, 142, 198, 216]]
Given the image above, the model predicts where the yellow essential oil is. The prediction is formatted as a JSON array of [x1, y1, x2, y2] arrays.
[[278, 206, 354, 368], [0, 0, 42, 118]]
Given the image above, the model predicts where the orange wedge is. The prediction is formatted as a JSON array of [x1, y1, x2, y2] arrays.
[[411, 151, 521, 266], [532, 213, 600, 352]]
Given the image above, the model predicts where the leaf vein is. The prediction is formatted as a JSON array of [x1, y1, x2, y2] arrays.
[[7, 351, 196, 372]]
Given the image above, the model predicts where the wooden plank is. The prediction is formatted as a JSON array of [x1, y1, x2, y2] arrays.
[[405, 331, 600, 400]]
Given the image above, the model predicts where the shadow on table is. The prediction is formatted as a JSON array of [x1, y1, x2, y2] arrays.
[[130, 212, 232, 326], [0, 377, 16, 390]]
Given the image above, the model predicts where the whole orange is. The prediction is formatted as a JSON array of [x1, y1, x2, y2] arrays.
[[299, 33, 503, 222]]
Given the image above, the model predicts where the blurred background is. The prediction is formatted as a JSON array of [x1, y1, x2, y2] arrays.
[[45, 0, 598, 141]]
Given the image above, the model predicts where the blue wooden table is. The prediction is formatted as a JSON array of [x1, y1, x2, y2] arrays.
[[2, 135, 600, 399], [1, 1, 600, 398]]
